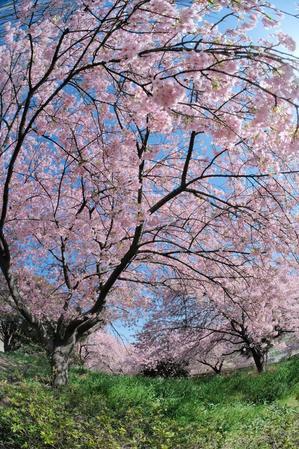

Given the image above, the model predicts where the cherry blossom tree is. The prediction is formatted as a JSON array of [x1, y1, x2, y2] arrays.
[[140, 260, 299, 373], [191, 335, 228, 375], [78, 328, 135, 374], [134, 326, 191, 376], [134, 290, 232, 375], [205, 265, 299, 372], [134, 314, 230, 376], [0, 0, 298, 385]]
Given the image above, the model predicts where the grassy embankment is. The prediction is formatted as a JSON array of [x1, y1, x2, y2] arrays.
[[0, 351, 298, 449]]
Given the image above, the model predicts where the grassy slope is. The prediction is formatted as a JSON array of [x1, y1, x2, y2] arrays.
[[0, 352, 298, 449]]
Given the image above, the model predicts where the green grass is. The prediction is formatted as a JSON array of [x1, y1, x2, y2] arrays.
[[0, 351, 298, 449]]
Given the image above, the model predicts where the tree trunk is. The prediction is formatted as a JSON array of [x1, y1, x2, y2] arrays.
[[1, 321, 20, 352], [3, 334, 15, 352], [212, 362, 223, 375], [51, 341, 74, 387], [251, 349, 264, 373]]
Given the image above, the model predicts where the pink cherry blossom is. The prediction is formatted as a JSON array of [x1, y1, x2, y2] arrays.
[[0, 0, 298, 385]]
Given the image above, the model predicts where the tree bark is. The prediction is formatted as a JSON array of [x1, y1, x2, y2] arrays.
[[0, 320, 20, 352], [212, 363, 223, 375], [51, 341, 75, 387], [251, 348, 265, 373], [3, 334, 15, 352]]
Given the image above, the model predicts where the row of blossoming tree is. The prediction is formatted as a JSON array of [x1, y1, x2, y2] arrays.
[[77, 257, 299, 375], [0, 0, 298, 385], [134, 260, 299, 374]]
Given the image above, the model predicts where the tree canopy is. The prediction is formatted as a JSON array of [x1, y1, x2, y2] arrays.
[[0, 0, 298, 385]]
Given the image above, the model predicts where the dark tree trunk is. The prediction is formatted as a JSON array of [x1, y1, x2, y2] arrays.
[[212, 362, 223, 375], [3, 334, 16, 352], [0, 320, 21, 352], [251, 348, 265, 373], [51, 340, 75, 387], [198, 359, 223, 375]]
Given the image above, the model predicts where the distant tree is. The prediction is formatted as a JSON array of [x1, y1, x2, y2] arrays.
[[134, 326, 191, 376], [136, 261, 299, 373], [205, 265, 299, 373], [142, 358, 190, 378], [192, 335, 228, 375], [77, 328, 134, 374]]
